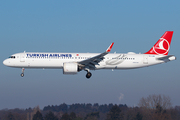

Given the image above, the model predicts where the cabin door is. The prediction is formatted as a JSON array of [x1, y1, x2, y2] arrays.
[[20, 53, 26, 62], [143, 55, 148, 64]]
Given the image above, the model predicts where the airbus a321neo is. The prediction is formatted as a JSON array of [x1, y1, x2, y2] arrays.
[[3, 31, 176, 78]]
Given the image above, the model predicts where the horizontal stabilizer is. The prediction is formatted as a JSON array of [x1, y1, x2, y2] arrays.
[[157, 55, 176, 62]]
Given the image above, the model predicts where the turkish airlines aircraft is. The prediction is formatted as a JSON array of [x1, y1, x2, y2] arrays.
[[3, 31, 176, 78]]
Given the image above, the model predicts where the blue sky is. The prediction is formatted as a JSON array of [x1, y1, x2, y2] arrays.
[[0, 0, 180, 109]]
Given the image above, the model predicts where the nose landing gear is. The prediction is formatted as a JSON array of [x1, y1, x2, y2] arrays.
[[21, 68, 25, 77]]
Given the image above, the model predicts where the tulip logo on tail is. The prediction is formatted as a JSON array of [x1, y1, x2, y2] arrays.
[[145, 31, 173, 55], [153, 38, 169, 55]]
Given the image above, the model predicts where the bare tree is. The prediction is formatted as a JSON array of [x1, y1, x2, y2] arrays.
[[28, 106, 41, 120], [138, 94, 172, 120], [138, 94, 172, 110]]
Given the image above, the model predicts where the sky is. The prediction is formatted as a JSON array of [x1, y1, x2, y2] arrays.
[[0, 0, 180, 109]]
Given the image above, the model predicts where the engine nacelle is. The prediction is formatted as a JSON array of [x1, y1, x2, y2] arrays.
[[63, 62, 78, 74]]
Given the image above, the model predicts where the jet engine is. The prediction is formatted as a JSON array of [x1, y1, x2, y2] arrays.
[[63, 62, 78, 74]]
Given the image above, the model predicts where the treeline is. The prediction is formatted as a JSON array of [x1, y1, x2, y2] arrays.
[[0, 104, 127, 120], [0, 104, 180, 120], [43, 103, 127, 113], [0, 94, 180, 120]]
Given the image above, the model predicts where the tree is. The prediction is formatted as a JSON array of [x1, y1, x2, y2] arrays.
[[61, 113, 70, 120], [138, 94, 172, 110], [59, 103, 68, 112], [138, 94, 172, 120], [155, 103, 163, 114], [98, 104, 108, 113], [69, 112, 76, 120], [84, 112, 99, 120], [33, 111, 43, 120], [135, 112, 143, 120], [106, 105, 122, 120], [7, 112, 15, 120], [44, 111, 58, 120]]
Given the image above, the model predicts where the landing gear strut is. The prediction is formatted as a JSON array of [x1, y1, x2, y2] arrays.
[[21, 68, 25, 77]]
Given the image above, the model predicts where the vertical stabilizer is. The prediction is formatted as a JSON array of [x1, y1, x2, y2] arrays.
[[145, 31, 173, 55]]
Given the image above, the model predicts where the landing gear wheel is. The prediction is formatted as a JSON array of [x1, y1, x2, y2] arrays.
[[21, 68, 25, 77], [21, 73, 24, 77], [86, 72, 92, 79]]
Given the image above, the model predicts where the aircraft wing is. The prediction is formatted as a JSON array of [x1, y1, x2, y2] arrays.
[[78, 42, 114, 69]]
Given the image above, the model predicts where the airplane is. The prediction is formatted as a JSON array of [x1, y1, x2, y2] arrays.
[[3, 31, 176, 79]]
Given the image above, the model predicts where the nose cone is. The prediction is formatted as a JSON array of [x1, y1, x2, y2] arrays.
[[3, 59, 9, 66]]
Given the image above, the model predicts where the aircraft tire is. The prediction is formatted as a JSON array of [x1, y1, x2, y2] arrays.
[[86, 72, 92, 79], [21, 73, 24, 77]]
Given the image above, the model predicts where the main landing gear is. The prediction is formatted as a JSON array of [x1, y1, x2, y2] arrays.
[[86, 72, 92, 79], [85, 69, 92, 79], [21, 68, 25, 77]]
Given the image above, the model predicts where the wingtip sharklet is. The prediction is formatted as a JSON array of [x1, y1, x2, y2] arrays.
[[106, 42, 114, 52]]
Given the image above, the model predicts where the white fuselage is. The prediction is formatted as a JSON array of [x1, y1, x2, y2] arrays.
[[3, 31, 176, 78], [3, 52, 170, 70]]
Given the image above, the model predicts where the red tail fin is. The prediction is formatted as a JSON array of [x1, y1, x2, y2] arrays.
[[145, 31, 173, 55]]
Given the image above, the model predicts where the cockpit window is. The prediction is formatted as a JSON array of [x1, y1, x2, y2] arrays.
[[9, 56, 16, 59]]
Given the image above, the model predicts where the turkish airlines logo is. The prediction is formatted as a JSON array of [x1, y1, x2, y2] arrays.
[[153, 38, 169, 55]]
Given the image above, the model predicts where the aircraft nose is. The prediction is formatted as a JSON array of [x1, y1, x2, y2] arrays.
[[3, 59, 9, 66]]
